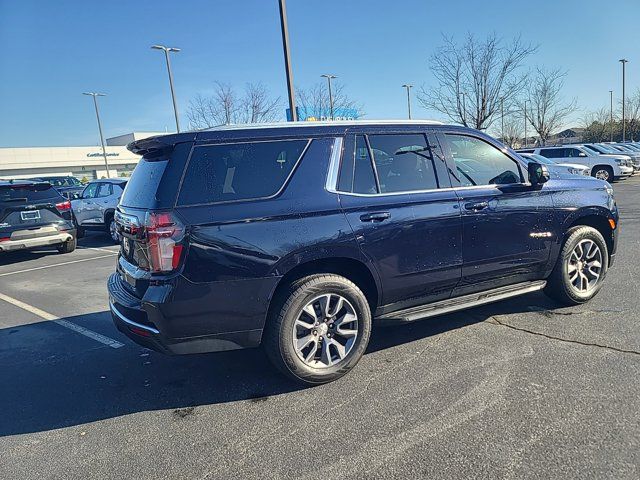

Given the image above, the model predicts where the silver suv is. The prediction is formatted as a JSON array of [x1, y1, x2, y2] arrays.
[[71, 178, 127, 243]]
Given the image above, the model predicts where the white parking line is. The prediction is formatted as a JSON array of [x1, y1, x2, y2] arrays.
[[0, 292, 124, 348], [78, 246, 120, 254], [0, 253, 116, 277]]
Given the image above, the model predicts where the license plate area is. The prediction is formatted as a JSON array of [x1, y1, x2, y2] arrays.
[[20, 210, 41, 221]]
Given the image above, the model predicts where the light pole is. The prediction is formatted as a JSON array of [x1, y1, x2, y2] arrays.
[[83, 92, 110, 177], [321, 74, 337, 120], [524, 100, 528, 147], [619, 59, 628, 141], [152, 44, 181, 132], [278, 0, 297, 121], [609, 89, 614, 142], [402, 84, 413, 119]]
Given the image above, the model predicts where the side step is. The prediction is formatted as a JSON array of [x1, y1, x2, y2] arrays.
[[376, 280, 547, 324]]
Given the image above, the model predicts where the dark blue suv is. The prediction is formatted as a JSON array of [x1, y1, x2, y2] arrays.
[[108, 121, 618, 384]]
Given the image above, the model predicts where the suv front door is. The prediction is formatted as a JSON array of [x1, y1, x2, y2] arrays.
[[441, 133, 554, 296], [74, 181, 99, 226], [337, 130, 462, 312]]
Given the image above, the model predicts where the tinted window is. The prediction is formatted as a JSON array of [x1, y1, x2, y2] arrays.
[[446, 134, 521, 186], [352, 135, 377, 194], [82, 183, 99, 198], [539, 148, 564, 158], [96, 183, 112, 197], [0, 184, 60, 203], [566, 148, 583, 158], [368, 134, 439, 193], [177, 140, 307, 205]]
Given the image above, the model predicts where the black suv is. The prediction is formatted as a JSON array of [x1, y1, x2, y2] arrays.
[[109, 121, 618, 384], [0, 180, 77, 254]]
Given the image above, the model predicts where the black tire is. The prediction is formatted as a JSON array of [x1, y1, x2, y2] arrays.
[[57, 237, 77, 254], [263, 274, 372, 385], [591, 165, 614, 182], [544, 226, 608, 306], [105, 213, 119, 244]]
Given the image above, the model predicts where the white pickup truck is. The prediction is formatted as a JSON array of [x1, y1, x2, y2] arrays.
[[516, 145, 633, 182]]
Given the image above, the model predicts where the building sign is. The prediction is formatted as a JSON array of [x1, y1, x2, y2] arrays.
[[87, 152, 120, 157]]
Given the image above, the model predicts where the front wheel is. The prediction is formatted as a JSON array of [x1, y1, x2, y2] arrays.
[[545, 226, 608, 305], [592, 166, 613, 182], [264, 274, 372, 385]]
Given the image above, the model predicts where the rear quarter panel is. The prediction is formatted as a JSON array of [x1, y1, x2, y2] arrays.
[[168, 137, 368, 337]]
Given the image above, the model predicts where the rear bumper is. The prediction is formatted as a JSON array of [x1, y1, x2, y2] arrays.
[[0, 231, 73, 252], [107, 272, 264, 354]]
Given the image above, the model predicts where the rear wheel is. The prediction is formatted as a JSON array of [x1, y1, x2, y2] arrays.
[[106, 215, 119, 244], [264, 274, 372, 385], [592, 165, 613, 182], [57, 237, 77, 254], [544, 226, 608, 305]]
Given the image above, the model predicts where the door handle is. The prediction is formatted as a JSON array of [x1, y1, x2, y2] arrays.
[[360, 212, 391, 222], [464, 201, 489, 211]]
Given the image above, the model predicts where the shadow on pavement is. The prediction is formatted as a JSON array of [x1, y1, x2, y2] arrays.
[[0, 292, 557, 437]]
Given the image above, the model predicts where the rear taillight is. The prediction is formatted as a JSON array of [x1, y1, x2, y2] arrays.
[[55, 200, 72, 212], [0, 237, 10, 242], [144, 211, 184, 273]]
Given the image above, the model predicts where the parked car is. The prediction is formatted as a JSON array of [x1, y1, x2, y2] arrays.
[[0, 180, 77, 254], [72, 178, 126, 243], [108, 121, 618, 385], [583, 144, 640, 173], [518, 152, 590, 176], [516, 145, 632, 181], [27, 175, 85, 200]]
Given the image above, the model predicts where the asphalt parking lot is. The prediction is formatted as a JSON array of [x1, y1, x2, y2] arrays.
[[1, 178, 639, 480]]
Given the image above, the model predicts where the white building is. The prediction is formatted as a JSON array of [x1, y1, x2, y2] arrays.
[[0, 132, 165, 181]]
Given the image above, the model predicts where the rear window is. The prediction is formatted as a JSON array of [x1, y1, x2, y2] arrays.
[[0, 184, 60, 203], [177, 139, 308, 206], [120, 160, 168, 207]]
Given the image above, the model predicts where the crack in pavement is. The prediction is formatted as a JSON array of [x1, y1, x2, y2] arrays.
[[486, 316, 640, 356]]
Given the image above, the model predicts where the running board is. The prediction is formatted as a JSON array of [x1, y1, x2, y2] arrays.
[[376, 280, 547, 324]]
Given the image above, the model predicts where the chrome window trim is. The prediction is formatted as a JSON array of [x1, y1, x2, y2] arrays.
[[325, 137, 343, 193], [175, 138, 312, 208]]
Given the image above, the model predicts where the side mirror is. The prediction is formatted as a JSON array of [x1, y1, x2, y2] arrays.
[[528, 162, 550, 185], [72, 193, 81, 200], [578, 152, 587, 157]]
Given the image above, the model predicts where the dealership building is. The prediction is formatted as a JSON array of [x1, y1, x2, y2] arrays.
[[0, 132, 165, 181]]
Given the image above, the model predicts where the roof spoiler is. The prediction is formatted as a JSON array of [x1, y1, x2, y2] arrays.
[[127, 133, 197, 157]]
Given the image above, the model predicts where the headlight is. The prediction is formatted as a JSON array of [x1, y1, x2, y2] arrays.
[[606, 185, 614, 197], [567, 168, 579, 174], [582, 169, 590, 175], [614, 158, 622, 165]]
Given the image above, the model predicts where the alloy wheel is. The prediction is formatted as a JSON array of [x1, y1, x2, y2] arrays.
[[595, 169, 610, 181], [567, 239, 603, 292], [292, 293, 358, 368], [109, 219, 119, 243]]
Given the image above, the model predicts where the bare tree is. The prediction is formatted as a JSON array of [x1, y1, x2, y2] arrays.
[[523, 68, 576, 145], [622, 88, 640, 140], [418, 33, 536, 130], [238, 83, 282, 123], [581, 107, 611, 143], [187, 82, 281, 129], [501, 114, 524, 148], [296, 82, 363, 120]]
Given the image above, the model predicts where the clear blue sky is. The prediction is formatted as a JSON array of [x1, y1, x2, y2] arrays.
[[1, 0, 639, 147]]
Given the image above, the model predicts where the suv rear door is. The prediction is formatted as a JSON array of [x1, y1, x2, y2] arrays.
[[440, 132, 554, 296], [337, 129, 462, 311]]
